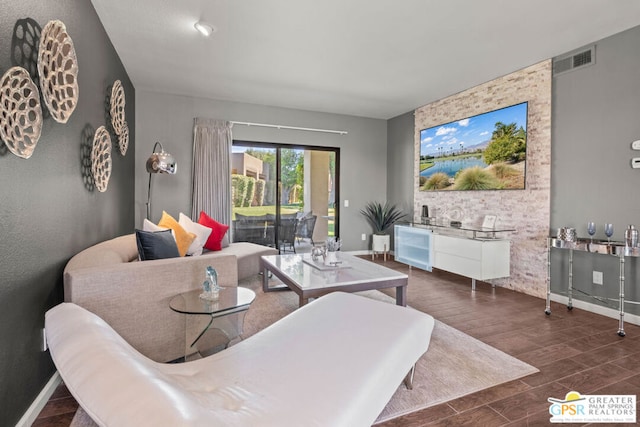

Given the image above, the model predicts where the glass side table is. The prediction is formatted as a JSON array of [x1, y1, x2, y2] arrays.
[[170, 286, 256, 359]]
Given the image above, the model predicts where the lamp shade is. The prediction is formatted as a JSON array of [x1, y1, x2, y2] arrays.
[[146, 142, 177, 220], [146, 144, 177, 174]]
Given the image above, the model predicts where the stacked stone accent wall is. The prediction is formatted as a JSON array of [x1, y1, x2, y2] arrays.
[[414, 60, 551, 298]]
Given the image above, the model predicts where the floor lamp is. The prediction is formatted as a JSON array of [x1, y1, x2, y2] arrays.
[[146, 142, 177, 220]]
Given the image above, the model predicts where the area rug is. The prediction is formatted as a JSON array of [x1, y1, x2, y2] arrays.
[[71, 276, 538, 426]]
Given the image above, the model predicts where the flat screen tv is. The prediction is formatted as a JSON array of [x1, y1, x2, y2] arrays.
[[419, 101, 528, 191]]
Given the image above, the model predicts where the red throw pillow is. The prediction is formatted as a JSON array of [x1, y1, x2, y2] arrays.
[[198, 211, 230, 251]]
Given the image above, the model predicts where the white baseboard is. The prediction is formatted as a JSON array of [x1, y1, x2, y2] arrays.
[[550, 293, 640, 327], [344, 250, 370, 256], [16, 371, 61, 427]]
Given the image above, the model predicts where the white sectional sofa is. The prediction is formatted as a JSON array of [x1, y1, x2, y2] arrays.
[[63, 233, 277, 362], [46, 292, 435, 427]]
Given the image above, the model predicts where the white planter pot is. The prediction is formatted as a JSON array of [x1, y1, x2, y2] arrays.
[[372, 234, 390, 253]]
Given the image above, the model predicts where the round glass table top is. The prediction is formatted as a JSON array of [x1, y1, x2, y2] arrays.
[[169, 286, 256, 316]]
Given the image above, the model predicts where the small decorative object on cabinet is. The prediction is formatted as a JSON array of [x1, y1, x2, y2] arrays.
[[604, 223, 614, 242], [482, 214, 497, 229], [587, 222, 596, 242], [625, 225, 638, 248]]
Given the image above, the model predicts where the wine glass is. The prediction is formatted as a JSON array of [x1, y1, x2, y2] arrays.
[[604, 223, 614, 243], [587, 222, 596, 243]]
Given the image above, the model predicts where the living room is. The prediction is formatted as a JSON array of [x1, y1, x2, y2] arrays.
[[3, 0, 640, 426]]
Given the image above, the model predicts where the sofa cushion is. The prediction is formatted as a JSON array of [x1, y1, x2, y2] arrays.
[[135, 229, 180, 261], [198, 211, 229, 251], [178, 213, 212, 256], [158, 211, 196, 257]]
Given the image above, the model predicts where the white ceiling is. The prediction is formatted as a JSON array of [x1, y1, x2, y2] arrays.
[[91, 0, 640, 119]]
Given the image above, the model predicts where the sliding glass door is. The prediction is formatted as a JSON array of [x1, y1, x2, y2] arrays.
[[231, 141, 339, 253]]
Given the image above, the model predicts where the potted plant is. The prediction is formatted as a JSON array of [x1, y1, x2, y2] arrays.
[[360, 201, 407, 254]]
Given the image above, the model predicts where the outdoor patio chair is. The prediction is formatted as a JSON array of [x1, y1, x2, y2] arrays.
[[295, 214, 317, 246]]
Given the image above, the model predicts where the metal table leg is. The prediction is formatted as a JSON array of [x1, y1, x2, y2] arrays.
[[567, 248, 573, 310], [618, 254, 626, 337], [545, 237, 551, 315]]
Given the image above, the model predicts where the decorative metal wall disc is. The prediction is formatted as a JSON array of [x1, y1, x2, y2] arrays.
[[118, 121, 129, 156], [91, 126, 112, 192], [37, 20, 79, 123], [0, 66, 43, 159], [110, 80, 126, 135]]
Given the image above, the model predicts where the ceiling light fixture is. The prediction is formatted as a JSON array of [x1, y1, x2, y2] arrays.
[[194, 21, 215, 37]]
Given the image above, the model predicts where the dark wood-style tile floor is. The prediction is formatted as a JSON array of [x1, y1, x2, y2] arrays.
[[35, 257, 640, 426]]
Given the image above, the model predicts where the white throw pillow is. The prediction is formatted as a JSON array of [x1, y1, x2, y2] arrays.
[[179, 213, 213, 256], [143, 218, 166, 233]]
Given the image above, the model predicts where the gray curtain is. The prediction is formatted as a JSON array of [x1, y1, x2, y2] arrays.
[[191, 118, 233, 225]]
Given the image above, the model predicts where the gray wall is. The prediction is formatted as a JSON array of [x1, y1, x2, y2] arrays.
[[0, 1, 135, 424], [135, 90, 387, 251], [386, 111, 416, 248], [551, 25, 640, 314]]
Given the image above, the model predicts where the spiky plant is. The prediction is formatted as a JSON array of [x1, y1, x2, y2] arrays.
[[453, 167, 501, 190], [360, 201, 406, 235], [422, 172, 450, 190], [490, 163, 519, 179]]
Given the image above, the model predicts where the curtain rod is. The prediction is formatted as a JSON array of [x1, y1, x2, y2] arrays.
[[231, 121, 347, 135]]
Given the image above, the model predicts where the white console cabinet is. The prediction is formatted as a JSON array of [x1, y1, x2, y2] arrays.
[[394, 223, 512, 290]]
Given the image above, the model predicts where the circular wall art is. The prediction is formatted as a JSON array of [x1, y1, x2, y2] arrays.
[[118, 121, 129, 156], [110, 80, 126, 135], [91, 126, 112, 193], [0, 66, 43, 159], [37, 20, 79, 123]]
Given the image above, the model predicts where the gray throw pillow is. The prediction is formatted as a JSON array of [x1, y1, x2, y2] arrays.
[[135, 229, 180, 261]]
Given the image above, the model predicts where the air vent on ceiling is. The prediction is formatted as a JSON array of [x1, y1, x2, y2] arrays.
[[553, 45, 595, 76]]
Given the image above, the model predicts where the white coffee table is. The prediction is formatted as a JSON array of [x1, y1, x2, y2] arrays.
[[261, 252, 409, 307]]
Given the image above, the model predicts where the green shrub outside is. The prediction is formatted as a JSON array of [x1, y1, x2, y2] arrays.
[[490, 163, 520, 179], [232, 174, 246, 207], [422, 172, 450, 190], [243, 177, 255, 207], [253, 179, 265, 206], [264, 180, 276, 205], [453, 167, 501, 190]]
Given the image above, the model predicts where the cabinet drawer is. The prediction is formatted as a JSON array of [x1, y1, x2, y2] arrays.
[[434, 234, 482, 260], [434, 252, 482, 278]]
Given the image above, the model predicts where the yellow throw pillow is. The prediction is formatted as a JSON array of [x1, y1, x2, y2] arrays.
[[158, 211, 196, 257]]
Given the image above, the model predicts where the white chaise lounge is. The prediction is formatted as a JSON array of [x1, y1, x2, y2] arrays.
[[45, 292, 435, 427]]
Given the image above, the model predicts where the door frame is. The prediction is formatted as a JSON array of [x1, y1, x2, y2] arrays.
[[232, 140, 340, 247]]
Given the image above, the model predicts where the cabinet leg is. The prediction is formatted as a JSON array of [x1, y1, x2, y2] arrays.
[[471, 278, 476, 291]]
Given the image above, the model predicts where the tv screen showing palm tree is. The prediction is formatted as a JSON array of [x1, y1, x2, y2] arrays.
[[419, 102, 528, 191]]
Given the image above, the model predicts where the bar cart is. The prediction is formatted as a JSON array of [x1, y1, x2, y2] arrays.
[[546, 237, 640, 337]]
